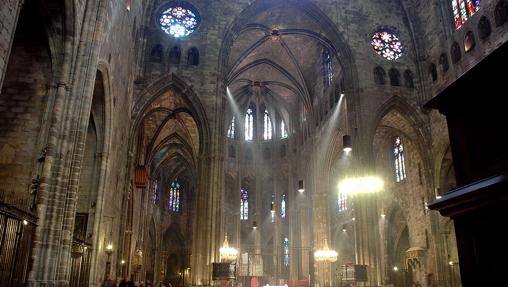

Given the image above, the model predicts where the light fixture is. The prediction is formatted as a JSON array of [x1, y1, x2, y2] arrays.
[[314, 239, 338, 262], [436, 195, 442, 200], [352, 217, 356, 221], [342, 228, 347, 233], [121, 260, 126, 265], [338, 176, 383, 195], [22, 219, 28, 226], [381, 213, 386, 218], [270, 29, 280, 41], [298, 180, 305, 193], [219, 233, 238, 262], [343, 135, 352, 153], [105, 243, 114, 256], [393, 266, 399, 272]]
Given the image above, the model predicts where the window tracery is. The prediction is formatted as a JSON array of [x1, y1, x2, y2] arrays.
[[394, 137, 407, 182], [371, 29, 403, 61], [245, 106, 255, 141], [228, 117, 235, 139], [263, 109, 272, 140], [159, 4, 200, 38], [323, 49, 333, 87], [240, 188, 249, 220], [452, 0, 481, 30], [169, 179, 181, 212]]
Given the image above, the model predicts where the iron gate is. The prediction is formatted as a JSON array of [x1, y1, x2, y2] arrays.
[[69, 213, 92, 287], [69, 239, 92, 287], [0, 204, 35, 287]]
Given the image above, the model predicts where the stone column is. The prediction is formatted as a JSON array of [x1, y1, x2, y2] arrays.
[[190, 81, 225, 286], [27, 1, 108, 285], [353, 194, 381, 286]]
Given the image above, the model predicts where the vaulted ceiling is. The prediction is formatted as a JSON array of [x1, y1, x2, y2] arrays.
[[226, 2, 343, 115], [137, 90, 199, 176]]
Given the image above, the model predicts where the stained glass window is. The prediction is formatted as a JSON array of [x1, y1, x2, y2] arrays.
[[452, 0, 481, 30], [159, 4, 200, 38], [263, 109, 272, 140], [271, 194, 276, 223], [169, 180, 181, 212], [371, 29, 403, 61], [283, 237, 289, 267], [228, 117, 235, 139], [338, 191, 347, 212], [394, 137, 407, 182], [240, 188, 249, 220], [245, 106, 254, 141], [281, 121, 288, 139], [323, 49, 333, 87], [281, 194, 286, 219], [152, 180, 159, 205]]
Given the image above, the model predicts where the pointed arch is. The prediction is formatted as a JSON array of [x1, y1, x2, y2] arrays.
[[369, 97, 433, 187], [131, 73, 210, 157], [218, 0, 360, 120]]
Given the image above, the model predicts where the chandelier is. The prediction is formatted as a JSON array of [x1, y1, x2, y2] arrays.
[[314, 240, 338, 263], [219, 233, 238, 262]]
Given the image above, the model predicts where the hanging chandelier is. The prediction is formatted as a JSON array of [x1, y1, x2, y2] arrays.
[[219, 233, 238, 262], [314, 240, 338, 263]]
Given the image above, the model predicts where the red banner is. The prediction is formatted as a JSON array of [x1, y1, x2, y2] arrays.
[[134, 165, 148, 188]]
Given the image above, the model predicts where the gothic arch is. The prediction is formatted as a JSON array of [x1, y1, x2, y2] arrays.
[[218, 0, 360, 125], [87, 62, 114, 283], [370, 96, 433, 189], [370, 97, 429, 154], [309, 94, 349, 182], [131, 73, 210, 156]]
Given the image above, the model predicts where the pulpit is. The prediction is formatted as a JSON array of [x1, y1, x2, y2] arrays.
[[426, 41, 508, 286]]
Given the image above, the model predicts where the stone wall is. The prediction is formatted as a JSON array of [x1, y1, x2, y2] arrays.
[[0, 0, 21, 88], [0, 0, 507, 286]]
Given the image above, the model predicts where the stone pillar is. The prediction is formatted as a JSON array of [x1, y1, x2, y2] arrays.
[[298, 191, 311, 281], [27, 1, 108, 285], [190, 81, 225, 285], [353, 195, 381, 286]]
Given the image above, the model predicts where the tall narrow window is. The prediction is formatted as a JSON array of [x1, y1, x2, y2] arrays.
[[245, 105, 255, 141], [240, 188, 249, 220], [281, 194, 286, 219], [169, 179, 181, 212], [271, 194, 276, 223], [338, 191, 348, 212], [228, 117, 235, 139], [323, 49, 333, 88], [283, 237, 290, 267], [281, 121, 288, 139], [452, 0, 481, 29], [187, 47, 199, 65], [394, 137, 407, 182], [152, 180, 159, 205], [263, 109, 272, 140]]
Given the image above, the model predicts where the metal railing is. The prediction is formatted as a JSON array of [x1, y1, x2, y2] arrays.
[[0, 203, 36, 287]]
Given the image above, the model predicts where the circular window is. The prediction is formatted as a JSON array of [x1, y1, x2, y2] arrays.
[[159, 3, 200, 38], [371, 29, 403, 61]]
